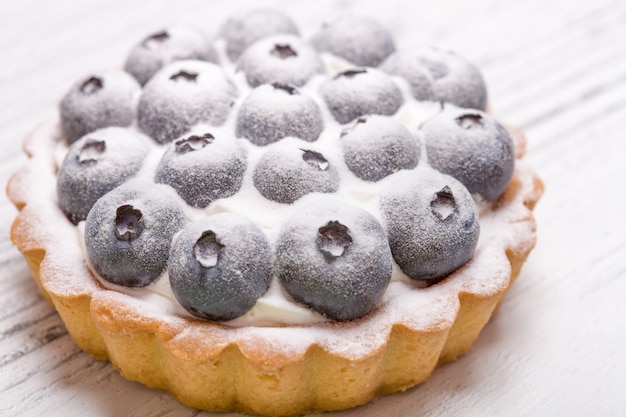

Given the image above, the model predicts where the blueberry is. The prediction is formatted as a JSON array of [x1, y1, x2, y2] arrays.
[[421, 106, 515, 201], [84, 179, 186, 287], [340, 115, 419, 182], [276, 199, 392, 321], [155, 127, 247, 208], [380, 169, 479, 283], [218, 9, 299, 62], [168, 213, 273, 321], [237, 34, 324, 87], [381, 46, 487, 110], [319, 68, 403, 124], [236, 82, 323, 146], [60, 70, 141, 144], [310, 15, 395, 67], [124, 24, 218, 86], [253, 139, 339, 203], [138, 60, 238, 144], [57, 127, 149, 224]]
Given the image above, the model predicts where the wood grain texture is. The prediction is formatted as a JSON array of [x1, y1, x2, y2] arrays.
[[1, 0, 625, 416]]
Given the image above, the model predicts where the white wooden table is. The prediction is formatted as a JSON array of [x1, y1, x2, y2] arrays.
[[1, 0, 625, 416]]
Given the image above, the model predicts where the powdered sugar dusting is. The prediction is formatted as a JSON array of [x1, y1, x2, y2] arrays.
[[13, 116, 539, 358], [8, 15, 543, 361]]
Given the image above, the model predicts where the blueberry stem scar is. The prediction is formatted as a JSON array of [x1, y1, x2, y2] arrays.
[[115, 205, 144, 242], [318, 221, 352, 258], [301, 149, 329, 171], [80, 76, 103, 94], [194, 231, 224, 268]]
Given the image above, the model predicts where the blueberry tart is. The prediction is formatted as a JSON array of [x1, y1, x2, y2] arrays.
[[8, 10, 543, 417]]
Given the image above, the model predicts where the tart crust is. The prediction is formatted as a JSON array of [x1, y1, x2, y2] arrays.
[[7, 120, 543, 416]]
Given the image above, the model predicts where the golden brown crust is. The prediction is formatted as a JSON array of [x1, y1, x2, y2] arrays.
[[7, 122, 543, 416]]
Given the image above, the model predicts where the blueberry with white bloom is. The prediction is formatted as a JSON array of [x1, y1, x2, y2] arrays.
[[85, 179, 186, 287], [138, 60, 238, 144], [236, 82, 324, 146], [421, 106, 515, 201], [319, 68, 403, 124], [125, 24, 218, 86], [253, 139, 339, 203], [276, 199, 392, 321], [311, 14, 395, 67], [168, 213, 273, 321], [155, 128, 247, 208], [60, 70, 141, 144], [381, 46, 487, 110], [340, 115, 419, 182], [218, 9, 299, 62], [380, 169, 479, 283], [237, 34, 324, 88], [57, 127, 149, 224]]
